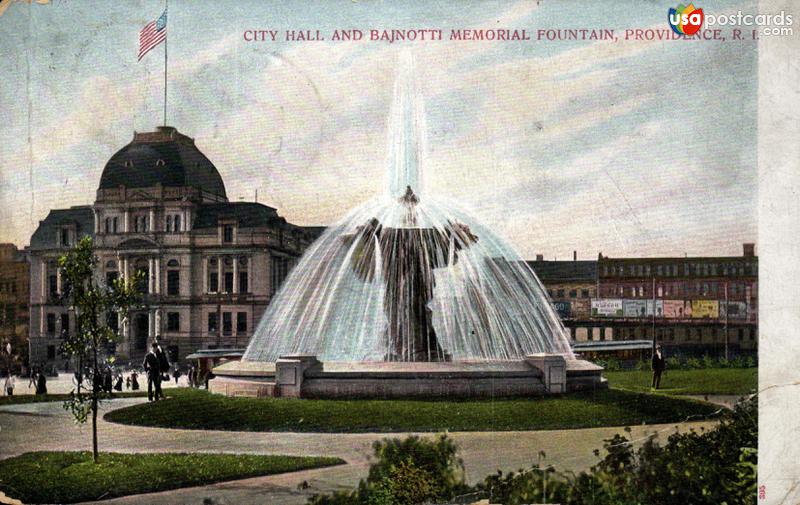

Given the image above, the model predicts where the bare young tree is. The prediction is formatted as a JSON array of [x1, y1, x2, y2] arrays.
[[58, 236, 142, 463]]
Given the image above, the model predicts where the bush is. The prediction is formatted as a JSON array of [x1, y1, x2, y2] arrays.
[[686, 357, 703, 369], [635, 359, 650, 371], [473, 396, 757, 505], [666, 356, 681, 370], [309, 434, 468, 505]]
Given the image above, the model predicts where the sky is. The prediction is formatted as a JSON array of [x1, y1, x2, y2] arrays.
[[0, 0, 757, 259]]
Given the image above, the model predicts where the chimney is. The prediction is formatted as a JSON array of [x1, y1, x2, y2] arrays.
[[535, 254, 544, 262], [743, 243, 755, 257], [573, 250, 577, 261]]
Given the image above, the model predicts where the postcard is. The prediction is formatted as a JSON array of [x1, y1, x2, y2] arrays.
[[0, 1, 798, 504]]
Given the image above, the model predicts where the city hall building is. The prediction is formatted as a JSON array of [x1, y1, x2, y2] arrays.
[[28, 127, 321, 368]]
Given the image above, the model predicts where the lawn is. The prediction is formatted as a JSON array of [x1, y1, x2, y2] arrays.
[[605, 368, 758, 395], [0, 451, 344, 504], [104, 387, 719, 433]]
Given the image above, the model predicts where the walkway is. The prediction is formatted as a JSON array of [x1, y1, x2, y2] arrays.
[[0, 398, 717, 504]]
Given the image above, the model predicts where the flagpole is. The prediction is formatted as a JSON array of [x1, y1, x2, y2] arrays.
[[163, 0, 168, 127]]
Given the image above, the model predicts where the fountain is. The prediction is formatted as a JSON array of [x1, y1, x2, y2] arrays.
[[212, 53, 605, 398]]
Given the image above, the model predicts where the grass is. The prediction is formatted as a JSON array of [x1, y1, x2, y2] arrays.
[[605, 368, 758, 395], [0, 391, 149, 406], [104, 387, 719, 433], [0, 451, 344, 504]]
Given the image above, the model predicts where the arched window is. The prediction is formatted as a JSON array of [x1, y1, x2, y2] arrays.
[[173, 214, 181, 232], [167, 259, 179, 267]]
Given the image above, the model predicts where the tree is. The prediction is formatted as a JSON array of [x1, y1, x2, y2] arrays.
[[58, 236, 143, 463]]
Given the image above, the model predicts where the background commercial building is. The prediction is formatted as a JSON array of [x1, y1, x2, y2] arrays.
[[529, 243, 758, 357]]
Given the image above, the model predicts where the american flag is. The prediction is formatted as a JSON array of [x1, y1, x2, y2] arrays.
[[138, 9, 167, 61]]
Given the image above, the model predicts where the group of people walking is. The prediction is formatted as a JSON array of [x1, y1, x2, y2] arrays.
[[1, 369, 46, 396]]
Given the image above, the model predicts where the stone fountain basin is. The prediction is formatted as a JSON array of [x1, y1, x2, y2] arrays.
[[210, 355, 605, 399]]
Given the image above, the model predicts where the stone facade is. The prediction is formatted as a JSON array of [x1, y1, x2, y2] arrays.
[[0, 244, 29, 372], [28, 127, 321, 368]]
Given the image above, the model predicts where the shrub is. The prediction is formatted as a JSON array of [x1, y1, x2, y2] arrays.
[[309, 434, 467, 505], [635, 359, 650, 371], [686, 357, 703, 369], [666, 356, 681, 370], [472, 396, 757, 505]]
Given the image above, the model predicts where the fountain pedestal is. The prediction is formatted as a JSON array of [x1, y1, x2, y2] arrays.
[[210, 356, 605, 399]]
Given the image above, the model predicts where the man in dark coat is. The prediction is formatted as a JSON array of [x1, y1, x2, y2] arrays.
[[142, 342, 161, 402], [651, 344, 666, 389], [155, 344, 170, 400]]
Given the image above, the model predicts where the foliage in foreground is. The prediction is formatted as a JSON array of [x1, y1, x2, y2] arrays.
[[0, 452, 344, 504], [309, 434, 470, 505], [308, 396, 756, 505], [104, 387, 719, 433]]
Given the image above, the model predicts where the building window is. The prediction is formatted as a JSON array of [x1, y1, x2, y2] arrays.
[[174, 215, 181, 231], [107, 312, 119, 333], [224, 272, 234, 293], [49, 275, 58, 297], [61, 228, 71, 247], [239, 271, 249, 294], [167, 270, 180, 296], [236, 312, 247, 334], [61, 313, 70, 338], [134, 261, 149, 294], [106, 271, 119, 289], [222, 312, 232, 336], [209, 272, 218, 293], [569, 289, 577, 298], [105, 217, 112, 233], [223, 225, 234, 243], [271, 256, 290, 295], [47, 313, 56, 335], [208, 313, 218, 333], [581, 289, 589, 298], [166, 215, 173, 232], [167, 312, 180, 332], [556, 289, 565, 298]]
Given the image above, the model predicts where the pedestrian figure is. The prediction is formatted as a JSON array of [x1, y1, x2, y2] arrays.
[[143, 342, 162, 401], [651, 344, 666, 389], [114, 373, 123, 392], [155, 344, 170, 399], [4, 375, 14, 396], [188, 365, 196, 388], [125, 376, 131, 390], [103, 368, 113, 393], [36, 370, 47, 395], [173, 367, 180, 385], [130, 370, 140, 391]]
